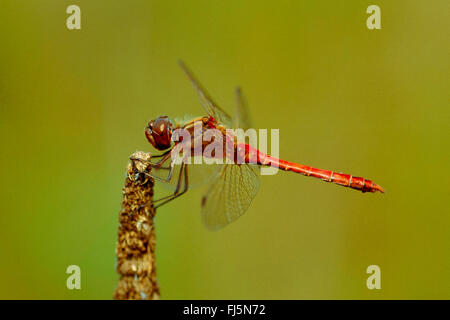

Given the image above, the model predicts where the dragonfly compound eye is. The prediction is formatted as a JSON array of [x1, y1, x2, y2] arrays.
[[145, 116, 173, 150]]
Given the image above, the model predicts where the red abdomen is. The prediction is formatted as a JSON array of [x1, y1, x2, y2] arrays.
[[242, 143, 384, 193], [275, 160, 384, 193]]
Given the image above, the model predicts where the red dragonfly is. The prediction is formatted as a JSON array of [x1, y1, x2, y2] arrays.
[[137, 61, 384, 230]]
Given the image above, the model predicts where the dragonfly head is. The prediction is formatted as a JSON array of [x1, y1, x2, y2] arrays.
[[145, 116, 173, 150]]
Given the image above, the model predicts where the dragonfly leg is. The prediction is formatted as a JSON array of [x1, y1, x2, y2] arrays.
[[140, 160, 175, 184], [129, 151, 175, 183], [153, 163, 189, 209], [149, 163, 184, 206], [133, 163, 188, 214], [129, 149, 171, 168], [127, 160, 178, 215]]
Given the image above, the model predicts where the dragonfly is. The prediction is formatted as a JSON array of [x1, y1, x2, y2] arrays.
[[136, 61, 384, 230]]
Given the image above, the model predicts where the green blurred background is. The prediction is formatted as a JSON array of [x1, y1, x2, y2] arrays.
[[0, 0, 448, 299]]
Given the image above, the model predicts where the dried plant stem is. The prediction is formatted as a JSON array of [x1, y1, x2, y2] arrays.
[[114, 151, 160, 300]]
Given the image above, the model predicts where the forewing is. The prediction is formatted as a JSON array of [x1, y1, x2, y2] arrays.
[[201, 163, 260, 230], [178, 60, 233, 127], [233, 87, 253, 130]]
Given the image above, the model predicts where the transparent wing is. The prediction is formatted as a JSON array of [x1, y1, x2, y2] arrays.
[[233, 87, 253, 130], [201, 163, 260, 230], [178, 60, 233, 128]]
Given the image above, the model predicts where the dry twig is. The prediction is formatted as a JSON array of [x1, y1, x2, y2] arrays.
[[114, 151, 160, 300]]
